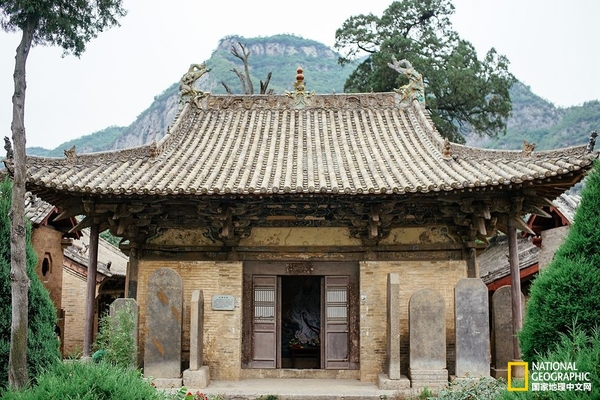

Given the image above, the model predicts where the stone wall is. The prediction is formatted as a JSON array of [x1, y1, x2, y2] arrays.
[[359, 261, 465, 382], [137, 261, 243, 381]]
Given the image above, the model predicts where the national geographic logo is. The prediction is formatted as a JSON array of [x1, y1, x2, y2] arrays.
[[508, 362, 592, 392]]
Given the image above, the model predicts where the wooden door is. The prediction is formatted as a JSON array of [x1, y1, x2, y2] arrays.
[[251, 275, 278, 368], [324, 275, 350, 369]]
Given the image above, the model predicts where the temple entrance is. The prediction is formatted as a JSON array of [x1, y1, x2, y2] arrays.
[[281, 275, 321, 369], [243, 262, 359, 370]]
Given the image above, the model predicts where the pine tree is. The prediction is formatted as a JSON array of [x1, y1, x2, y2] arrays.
[[519, 161, 600, 361], [0, 178, 60, 388]]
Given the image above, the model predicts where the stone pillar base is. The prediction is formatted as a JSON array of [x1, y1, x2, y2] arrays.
[[183, 366, 210, 389], [378, 373, 411, 390], [491, 367, 508, 380], [409, 369, 448, 389]]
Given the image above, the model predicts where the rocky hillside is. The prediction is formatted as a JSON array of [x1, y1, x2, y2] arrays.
[[28, 34, 600, 156]]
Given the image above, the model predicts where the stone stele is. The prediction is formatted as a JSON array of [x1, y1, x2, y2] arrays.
[[144, 268, 183, 380], [455, 278, 490, 378]]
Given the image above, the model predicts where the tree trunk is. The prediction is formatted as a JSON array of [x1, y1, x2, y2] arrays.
[[9, 17, 36, 390]]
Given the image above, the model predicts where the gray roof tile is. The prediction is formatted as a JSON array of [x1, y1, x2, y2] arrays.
[[24, 93, 596, 197]]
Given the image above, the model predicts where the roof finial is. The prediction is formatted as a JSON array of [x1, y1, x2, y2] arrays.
[[523, 140, 535, 156], [388, 57, 425, 104], [64, 145, 76, 164], [178, 63, 210, 110], [586, 130, 598, 153], [285, 67, 314, 108]]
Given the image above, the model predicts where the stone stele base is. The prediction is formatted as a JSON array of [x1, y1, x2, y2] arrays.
[[409, 369, 449, 389], [183, 366, 210, 389], [378, 373, 411, 390], [152, 378, 183, 389], [491, 367, 508, 380]]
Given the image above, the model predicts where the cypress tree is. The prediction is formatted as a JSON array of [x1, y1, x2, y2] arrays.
[[519, 160, 600, 361], [0, 178, 60, 387]]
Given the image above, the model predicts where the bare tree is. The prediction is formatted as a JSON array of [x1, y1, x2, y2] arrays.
[[221, 42, 273, 95]]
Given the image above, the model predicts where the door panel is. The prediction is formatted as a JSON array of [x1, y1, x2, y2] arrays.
[[252, 275, 277, 368], [324, 276, 350, 369]]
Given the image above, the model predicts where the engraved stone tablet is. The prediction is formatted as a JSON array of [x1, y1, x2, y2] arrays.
[[211, 295, 234, 310], [144, 268, 182, 379]]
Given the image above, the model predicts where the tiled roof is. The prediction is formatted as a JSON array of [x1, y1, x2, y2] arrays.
[[479, 235, 539, 285], [24, 93, 596, 197], [63, 228, 127, 277], [552, 193, 580, 224], [24, 192, 55, 225]]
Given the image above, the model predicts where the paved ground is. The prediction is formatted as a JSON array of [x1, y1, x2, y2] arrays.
[[173, 378, 426, 400]]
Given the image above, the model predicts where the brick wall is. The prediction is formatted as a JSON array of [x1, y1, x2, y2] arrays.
[[31, 225, 64, 312], [359, 260, 466, 382], [137, 261, 243, 381], [61, 267, 87, 356], [136, 258, 466, 383]]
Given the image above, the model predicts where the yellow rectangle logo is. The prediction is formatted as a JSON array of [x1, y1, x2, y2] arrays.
[[508, 362, 529, 391]]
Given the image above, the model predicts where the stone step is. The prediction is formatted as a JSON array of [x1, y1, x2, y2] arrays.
[[160, 378, 436, 400]]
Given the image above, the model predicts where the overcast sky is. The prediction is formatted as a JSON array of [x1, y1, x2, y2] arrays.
[[1, 0, 598, 150]]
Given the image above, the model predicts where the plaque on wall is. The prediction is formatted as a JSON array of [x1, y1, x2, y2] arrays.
[[211, 295, 235, 311]]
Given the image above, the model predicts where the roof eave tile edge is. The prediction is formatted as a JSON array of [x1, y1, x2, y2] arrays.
[[410, 97, 449, 157]]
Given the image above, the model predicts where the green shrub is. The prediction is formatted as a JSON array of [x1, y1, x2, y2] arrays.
[[500, 324, 600, 399], [93, 303, 137, 368], [431, 376, 507, 400], [0, 178, 60, 388], [519, 160, 600, 361], [0, 360, 162, 399]]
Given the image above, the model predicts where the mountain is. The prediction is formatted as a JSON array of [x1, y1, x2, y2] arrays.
[[27, 34, 600, 157], [468, 82, 600, 151]]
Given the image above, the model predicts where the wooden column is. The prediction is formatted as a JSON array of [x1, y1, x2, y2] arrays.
[[83, 222, 100, 357], [125, 247, 139, 300], [466, 245, 478, 278], [507, 218, 522, 360]]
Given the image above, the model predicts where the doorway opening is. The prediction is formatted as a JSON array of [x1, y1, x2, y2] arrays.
[[281, 275, 321, 369], [243, 261, 358, 371]]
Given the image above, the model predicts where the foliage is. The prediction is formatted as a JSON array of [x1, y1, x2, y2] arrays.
[[519, 160, 600, 362], [100, 229, 122, 247], [93, 304, 137, 369], [0, 178, 60, 388], [416, 387, 434, 399], [500, 325, 600, 399], [0, 361, 162, 400], [0, 0, 126, 57], [334, 0, 515, 143], [431, 377, 507, 399]]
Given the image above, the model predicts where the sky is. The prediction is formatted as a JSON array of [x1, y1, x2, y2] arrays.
[[0, 0, 599, 150]]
